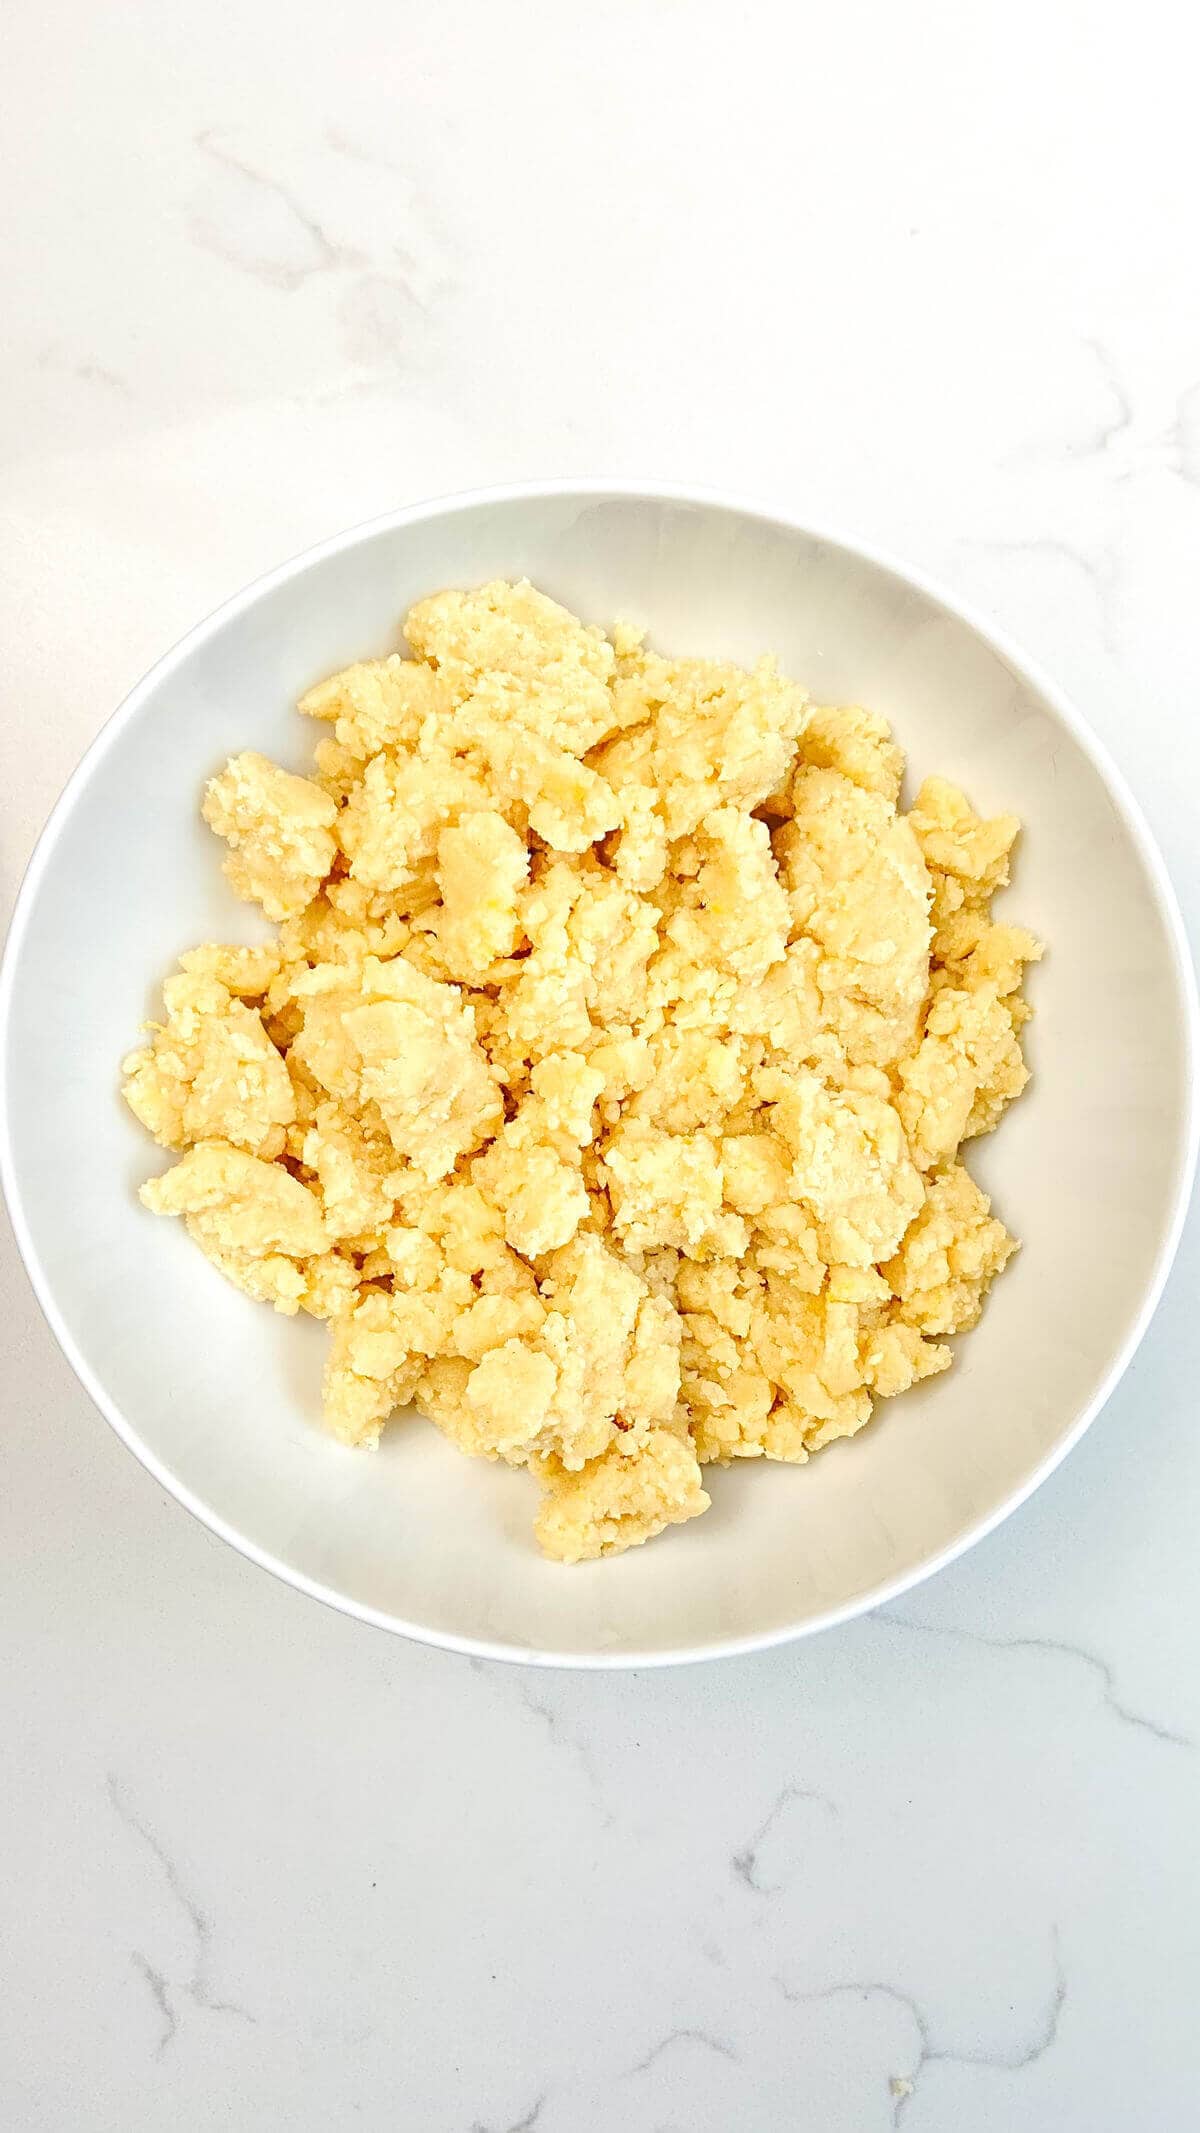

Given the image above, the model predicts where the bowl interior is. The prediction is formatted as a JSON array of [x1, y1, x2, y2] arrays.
[[2, 491, 1193, 1660]]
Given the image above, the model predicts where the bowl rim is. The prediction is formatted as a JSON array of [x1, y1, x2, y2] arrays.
[[2, 476, 1197, 1668]]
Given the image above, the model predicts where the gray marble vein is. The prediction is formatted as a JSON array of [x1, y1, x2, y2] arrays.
[[1006, 336, 1133, 468], [190, 131, 365, 289], [106, 1774, 256, 2050], [327, 127, 458, 298], [73, 361, 133, 394], [516, 1683, 611, 1814], [954, 532, 1120, 656], [469, 2095, 544, 2133], [1075, 336, 1133, 458], [627, 2027, 740, 2075], [35, 345, 132, 395], [128, 1952, 176, 2057], [957, 532, 1115, 605], [324, 128, 402, 170], [337, 272, 431, 370], [779, 1928, 1065, 2125], [180, 118, 464, 405], [874, 1610, 1192, 1748], [731, 1781, 839, 1893]]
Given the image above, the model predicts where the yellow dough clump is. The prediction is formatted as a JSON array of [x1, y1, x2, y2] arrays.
[[124, 580, 1040, 1562]]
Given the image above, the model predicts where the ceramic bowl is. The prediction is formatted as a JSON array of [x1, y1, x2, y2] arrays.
[[1, 483, 1196, 1664]]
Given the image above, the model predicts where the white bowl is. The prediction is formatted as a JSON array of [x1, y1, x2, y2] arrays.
[[2, 484, 1196, 1665]]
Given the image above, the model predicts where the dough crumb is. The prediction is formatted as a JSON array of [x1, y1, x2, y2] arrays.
[[127, 580, 1039, 1561]]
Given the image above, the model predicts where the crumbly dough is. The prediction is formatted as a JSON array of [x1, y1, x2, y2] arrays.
[[124, 580, 1040, 1562]]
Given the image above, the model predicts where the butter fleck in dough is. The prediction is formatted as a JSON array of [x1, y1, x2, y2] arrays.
[[126, 580, 1040, 1562]]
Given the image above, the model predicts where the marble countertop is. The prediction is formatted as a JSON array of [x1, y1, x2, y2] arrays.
[[3, 3, 1199, 2126]]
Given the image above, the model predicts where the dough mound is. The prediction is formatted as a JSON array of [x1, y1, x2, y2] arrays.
[[124, 581, 1040, 1562]]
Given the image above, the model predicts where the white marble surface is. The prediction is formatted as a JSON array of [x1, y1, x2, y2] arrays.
[[3, 3, 1199, 2125]]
